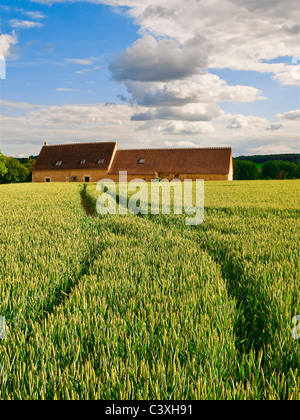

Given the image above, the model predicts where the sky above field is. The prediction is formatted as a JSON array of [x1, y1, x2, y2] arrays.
[[0, 0, 299, 157]]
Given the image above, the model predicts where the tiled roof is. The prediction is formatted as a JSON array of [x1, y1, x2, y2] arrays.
[[108, 147, 232, 175], [33, 142, 117, 171]]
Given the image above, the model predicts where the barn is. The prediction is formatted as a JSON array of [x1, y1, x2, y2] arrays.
[[32, 141, 233, 182]]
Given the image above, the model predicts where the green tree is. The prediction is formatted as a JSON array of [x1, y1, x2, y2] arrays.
[[0, 149, 7, 180], [1, 157, 30, 184], [23, 158, 36, 182], [262, 160, 300, 179], [262, 161, 280, 179], [278, 161, 298, 179], [233, 160, 260, 180]]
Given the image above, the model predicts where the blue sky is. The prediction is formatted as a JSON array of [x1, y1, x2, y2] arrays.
[[0, 0, 299, 157], [1, 1, 137, 105]]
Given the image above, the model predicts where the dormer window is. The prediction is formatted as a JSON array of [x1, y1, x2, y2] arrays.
[[138, 158, 145, 164], [55, 161, 62, 166], [98, 159, 104, 164], [80, 159, 86, 164]]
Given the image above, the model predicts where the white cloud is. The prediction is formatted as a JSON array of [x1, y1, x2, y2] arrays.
[[277, 109, 300, 121], [109, 35, 208, 82], [66, 58, 94, 65], [5, 0, 298, 156], [1, 100, 299, 157], [56, 88, 75, 92], [225, 114, 270, 130], [56, 87, 92, 92], [104, 0, 300, 87], [131, 103, 223, 122], [0, 32, 18, 59], [158, 121, 215, 135], [0, 99, 38, 112], [9, 20, 44, 29], [29, 1, 300, 86], [15, 8, 47, 19], [126, 74, 265, 107], [248, 143, 298, 155], [75, 66, 101, 75]]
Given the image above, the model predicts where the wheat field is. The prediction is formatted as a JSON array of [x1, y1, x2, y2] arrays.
[[0, 180, 299, 399]]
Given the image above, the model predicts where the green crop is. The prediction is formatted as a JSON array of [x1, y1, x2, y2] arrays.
[[0, 180, 299, 399]]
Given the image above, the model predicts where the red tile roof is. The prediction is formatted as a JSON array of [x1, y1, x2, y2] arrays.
[[108, 147, 232, 175], [33, 142, 117, 171], [33, 142, 232, 176]]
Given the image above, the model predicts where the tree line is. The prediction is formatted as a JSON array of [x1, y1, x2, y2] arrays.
[[234, 159, 300, 180], [235, 153, 300, 164], [0, 149, 37, 184]]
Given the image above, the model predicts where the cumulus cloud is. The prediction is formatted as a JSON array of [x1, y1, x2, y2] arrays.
[[30, 0, 300, 86], [109, 35, 208, 82], [126, 75, 265, 107], [271, 64, 300, 87], [104, 0, 298, 127], [8, 0, 299, 156], [228, 0, 300, 15], [0, 32, 18, 59], [225, 114, 271, 130], [131, 103, 223, 122], [1, 100, 299, 157], [0, 102, 137, 129], [104, 0, 300, 86], [0, 99, 38, 110], [277, 109, 300, 121], [159, 121, 215, 135]]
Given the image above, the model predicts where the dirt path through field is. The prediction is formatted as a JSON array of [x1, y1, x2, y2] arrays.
[[81, 187, 95, 217]]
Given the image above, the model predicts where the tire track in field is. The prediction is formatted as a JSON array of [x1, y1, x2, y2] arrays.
[[36, 187, 101, 318], [83, 187, 300, 397], [83, 188, 248, 349], [86, 186, 254, 354], [139, 211, 300, 396], [132, 213, 272, 397], [23, 187, 102, 336], [145, 213, 266, 354], [83, 188, 274, 356], [83, 187, 300, 373], [81, 184, 95, 218], [83, 186, 244, 349]]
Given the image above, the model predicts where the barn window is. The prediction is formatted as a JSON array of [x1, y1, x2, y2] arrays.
[[138, 158, 145, 164], [84, 176, 90, 183], [80, 159, 86, 164], [45, 178, 51, 183], [55, 161, 62, 166], [98, 159, 104, 164], [71, 176, 78, 182]]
